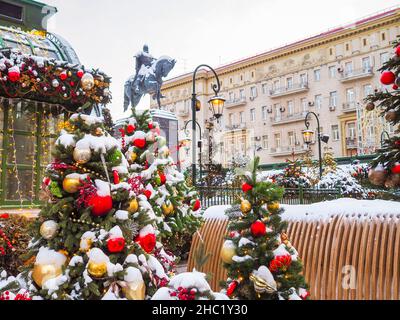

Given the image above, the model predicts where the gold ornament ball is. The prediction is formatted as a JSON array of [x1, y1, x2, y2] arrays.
[[63, 177, 81, 193], [81, 73, 95, 91], [32, 263, 62, 288], [240, 200, 252, 214], [122, 281, 146, 300], [40, 220, 59, 240], [162, 203, 174, 216], [220, 240, 236, 264], [87, 261, 107, 278], [73, 147, 91, 164], [365, 102, 375, 111], [267, 201, 280, 213], [128, 198, 139, 213], [130, 152, 138, 163], [95, 127, 104, 136]]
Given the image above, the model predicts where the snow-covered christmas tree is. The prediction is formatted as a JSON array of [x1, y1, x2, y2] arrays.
[[3, 113, 176, 300], [118, 109, 203, 257], [220, 157, 309, 300]]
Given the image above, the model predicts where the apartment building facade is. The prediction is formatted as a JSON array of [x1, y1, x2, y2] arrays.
[[150, 8, 400, 168]]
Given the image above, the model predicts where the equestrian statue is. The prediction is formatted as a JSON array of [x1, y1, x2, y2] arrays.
[[124, 44, 176, 111]]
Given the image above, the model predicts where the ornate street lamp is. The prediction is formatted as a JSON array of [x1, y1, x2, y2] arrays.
[[191, 65, 224, 186], [302, 112, 329, 178], [380, 130, 390, 148]]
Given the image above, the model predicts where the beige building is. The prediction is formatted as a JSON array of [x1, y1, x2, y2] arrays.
[[150, 8, 400, 168]]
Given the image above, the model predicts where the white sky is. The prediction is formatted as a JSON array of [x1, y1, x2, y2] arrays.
[[44, 0, 400, 120]]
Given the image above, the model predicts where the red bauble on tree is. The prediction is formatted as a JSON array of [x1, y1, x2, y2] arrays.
[[135, 233, 156, 253], [77, 69, 84, 78], [107, 237, 125, 253], [380, 71, 396, 85], [113, 170, 120, 184], [148, 122, 154, 130], [226, 281, 238, 297], [250, 220, 266, 237], [391, 163, 400, 174], [395, 45, 400, 57], [158, 171, 166, 185], [59, 71, 68, 81], [269, 254, 292, 273], [134, 138, 146, 149], [88, 194, 113, 217], [192, 199, 201, 212], [143, 189, 152, 200], [8, 67, 20, 82], [242, 183, 253, 193], [126, 125, 136, 135]]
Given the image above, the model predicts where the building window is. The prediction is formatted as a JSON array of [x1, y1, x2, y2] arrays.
[[300, 73, 307, 85], [362, 57, 371, 71], [286, 77, 293, 89], [250, 86, 257, 98], [274, 104, 281, 120], [230, 77, 233, 84], [348, 122, 356, 139], [380, 52, 389, 66], [345, 43, 350, 51], [250, 108, 255, 122], [329, 66, 336, 78], [345, 62, 353, 76], [287, 100, 294, 115], [239, 89, 245, 100], [329, 48, 334, 56], [273, 80, 280, 91], [262, 83, 268, 94], [0, 1, 23, 21], [240, 74, 243, 81], [229, 113, 234, 126], [301, 98, 308, 113], [229, 92, 235, 102], [346, 88, 355, 103], [329, 91, 338, 107], [315, 94, 322, 109], [262, 106, 267, 120], [314, 69, 321, 81], [331, 125, 339, 141], [274, 133, 281, 148], [288, 131, 295, 146], [239, 111, 244, 124], [382, 32, 386, 41], [251, 71, 255, 78], [262, 135, 268, 149], [363, 84, 372, 98], [362, 38, 367, 46]]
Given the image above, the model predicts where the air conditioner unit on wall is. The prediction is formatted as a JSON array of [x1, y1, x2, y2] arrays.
[[329, 106, 336, 111], [308, 102, 315, 107]]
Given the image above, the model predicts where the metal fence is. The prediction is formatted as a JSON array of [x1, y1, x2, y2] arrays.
[[198, 186, 342, 208]]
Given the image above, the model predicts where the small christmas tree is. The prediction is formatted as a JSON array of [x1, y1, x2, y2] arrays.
[[366, 38, 400, 189], [119, 108, 203, 258], [273, 153, 311, 188], [9, 113, 174, 300], [221, 157, 309, 300], [322, 147, 337, 174]]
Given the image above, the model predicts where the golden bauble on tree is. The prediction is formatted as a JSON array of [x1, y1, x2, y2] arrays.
[[122, 282, 146, 300], [95, 127, 104, 136], [73, 147, 91, 164], [240, 200, 252, 214], [127, 198, 139, 213], [220, 240, 236, 264], [32, 263, 63, 288], [87, 261, 107, 278], [130, 152, 138, 163], [267, 201, 280, 213], [62, 177, 81, 193], [39, 220, 59, 240], [162, 203, 174, 216], [368, 168, 387, 186], [365, 102, 375, 111], [81, 72, 95, 91]]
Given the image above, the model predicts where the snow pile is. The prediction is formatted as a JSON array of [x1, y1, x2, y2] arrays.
[[203, 205, 230, 220]]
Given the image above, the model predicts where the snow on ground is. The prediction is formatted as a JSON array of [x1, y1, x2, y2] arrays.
[[203, 199, 400, 222]]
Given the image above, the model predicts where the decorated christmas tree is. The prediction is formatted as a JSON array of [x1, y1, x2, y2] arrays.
[[322, 147, 337, 175], [220, 157, 309, 300], [5, 113, 176, 300], [272, 154, 311, 188], [118, 108, 203, 258], [366, 38, 400, 189]]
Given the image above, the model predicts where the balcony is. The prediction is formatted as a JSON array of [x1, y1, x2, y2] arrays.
[[340, 67, 374, 82], [269, 145, 308, 157], [271, 111, 308, 126], [225, 122, 247, 131], [342, 101, 358, 113], [346, 138, 358, 149], [225, 97, 247, 109], [269, 82, 309, 98]]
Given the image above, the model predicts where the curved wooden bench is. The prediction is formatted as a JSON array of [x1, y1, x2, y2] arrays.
[[187, 213, 400, 300]]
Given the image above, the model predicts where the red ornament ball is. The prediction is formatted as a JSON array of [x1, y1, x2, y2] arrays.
[[159, 172, 166, 185], [133, 138, 146, 149], [396, 45, 400, 57], [113, 170, 120, 184], [126, 125, 136, 135], [391, 164, 400, 175], [242, 183, 253, 193], [393, 84, 399, 90], [107, 237, 125, 253], [135, 233, 156, 253], [59, 71, 68, 81], [143, 190, 152, 200], [8, 68, 20, 82], [226, 281, 238, 297], [88, 195, 113, 217], [148, 122, 154, 130], [380, 71, 396, 85], [192, 199, 201, 212], [77, 69, 84, 78], [250, 220, 267, 237]]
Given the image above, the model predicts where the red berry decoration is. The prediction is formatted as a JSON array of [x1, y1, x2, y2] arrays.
[[269, 255, 292, 273], [380, 71, 396, 85], [393, 84, 399, 90], [143, 190, 152, 200], [126, 125, 136, 135], [148, 122, 154, 129], [107, 237, 125, 253], [133, 138, 146, 149], [192, 199, 201, 211], [59, 71, 68, 81], [391, 164, 400, 174], [135, 233, 156, 253], [242, 183, 253, 193], [77, 69, 84, 78], [159, 172, 166, 185], [88, 195, 113, 217], [396, 45, 400, 57], [395, 140, 400, 147], [250, 220, 267, 237], [8, 67, 20, 82], [113, 170, 120, 184], [227, 281, 238, 297]]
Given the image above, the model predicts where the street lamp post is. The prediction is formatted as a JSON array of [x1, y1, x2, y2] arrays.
[[302, 111, 329, 178], [184, 120, 203, 185], [191, 65, 225, 186]]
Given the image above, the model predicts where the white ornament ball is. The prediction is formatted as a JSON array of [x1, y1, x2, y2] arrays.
[[40, 220, 59, 240], [81, 73, 95, 91]]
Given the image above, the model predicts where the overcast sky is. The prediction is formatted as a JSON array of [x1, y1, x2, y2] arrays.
[[44, 0, 400, 120]]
